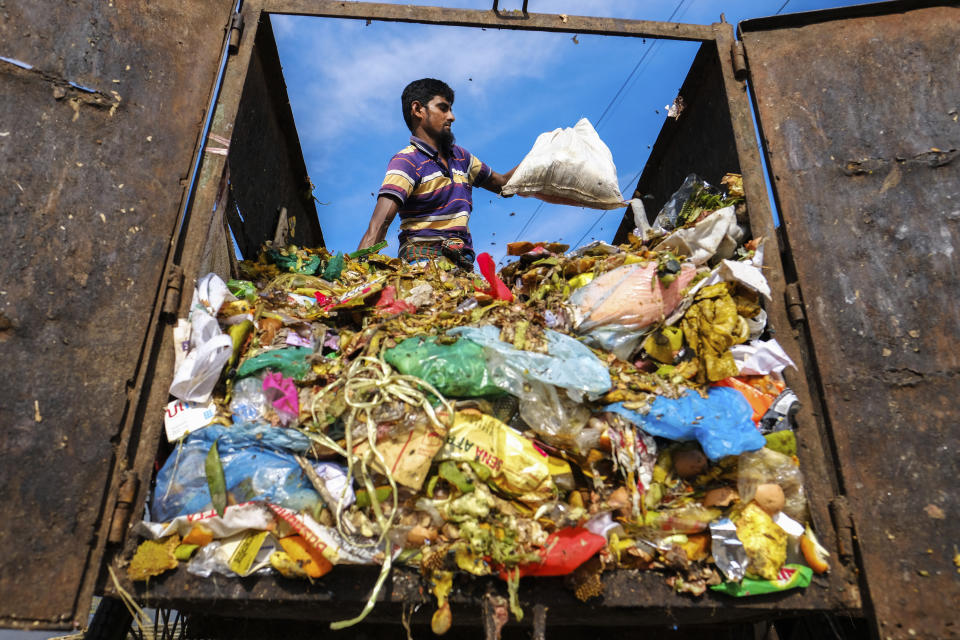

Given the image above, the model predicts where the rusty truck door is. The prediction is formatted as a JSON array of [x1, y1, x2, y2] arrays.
[[740, 2, 960, 638], [0, 0, 237, 629]]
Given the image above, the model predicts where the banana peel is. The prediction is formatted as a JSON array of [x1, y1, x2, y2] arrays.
[[430, 570, 454, 635]]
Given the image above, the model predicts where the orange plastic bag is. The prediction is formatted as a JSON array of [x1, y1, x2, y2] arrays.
[[714, 375, 785, 425]]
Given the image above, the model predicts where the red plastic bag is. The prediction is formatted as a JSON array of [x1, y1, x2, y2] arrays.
[[476, 252, 513, 302], [498, 527, 606, 579], [375, 285, 416, 316]]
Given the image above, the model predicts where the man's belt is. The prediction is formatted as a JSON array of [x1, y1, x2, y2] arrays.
[[400, 238, 475, 269]]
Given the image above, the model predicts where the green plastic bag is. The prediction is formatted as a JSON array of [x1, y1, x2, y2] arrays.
[[710, 564, 812, 597], [266, 249, 321, 275], [384, 336, 504, 398], [236, 347, 312, 380], [322, 252, 345, 281]]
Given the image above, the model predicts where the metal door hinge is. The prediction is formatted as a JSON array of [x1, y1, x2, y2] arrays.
[[785, 282, 806, 326], [229, 12, 245, 54], [108, 472, 140, 544], [162, 264, 185, 317], [829, 495, 856, 563], [731, 40, 747, 81]]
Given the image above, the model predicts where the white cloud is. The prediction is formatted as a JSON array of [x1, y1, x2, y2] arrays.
[[275, 17, 564, 147]]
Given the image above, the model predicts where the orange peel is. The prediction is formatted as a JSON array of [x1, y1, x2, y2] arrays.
[[800, 524, 831, 574]]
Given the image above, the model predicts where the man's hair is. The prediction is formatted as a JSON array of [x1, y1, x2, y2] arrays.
[[401, 78, 454, 132]]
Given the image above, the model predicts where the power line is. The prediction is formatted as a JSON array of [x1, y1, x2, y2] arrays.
[[570, 0, 689, 250], [571, 165, 644, 249], [594, 0, 687, 131], [513, 200, 544, 241], [776, 1, 790, 14]]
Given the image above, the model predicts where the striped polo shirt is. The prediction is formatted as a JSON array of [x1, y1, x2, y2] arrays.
[[379, 135, 492, 254]]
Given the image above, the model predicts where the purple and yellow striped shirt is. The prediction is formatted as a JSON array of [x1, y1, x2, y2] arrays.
[[379, 135, 492, 254]]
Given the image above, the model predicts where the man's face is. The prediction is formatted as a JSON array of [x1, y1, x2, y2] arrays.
[[414, 95, 455, 144]]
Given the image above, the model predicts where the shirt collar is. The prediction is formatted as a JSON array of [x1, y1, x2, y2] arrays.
[[409, 135, 440, 158]]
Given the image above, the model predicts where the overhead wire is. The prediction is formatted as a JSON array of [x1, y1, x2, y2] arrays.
[[513, 200, 544, 242], [776, 1, 791, 14], [569, 0, 691, 250], [570, 164, 644, 250], [594, 0, 688, 131]]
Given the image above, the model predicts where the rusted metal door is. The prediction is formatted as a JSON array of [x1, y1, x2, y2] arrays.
[[0, 0, 236, 629], [740, 2, 960, 638]]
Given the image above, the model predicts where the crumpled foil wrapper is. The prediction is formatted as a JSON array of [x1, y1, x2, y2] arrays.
[[710, 517, 747, 581]]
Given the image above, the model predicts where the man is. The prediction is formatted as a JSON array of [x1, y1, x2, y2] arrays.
[[357, 78, 516, 268]]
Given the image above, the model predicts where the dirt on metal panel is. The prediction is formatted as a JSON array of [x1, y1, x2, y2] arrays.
[[742, 5, 960, 638], [0, 0, 235, 627]]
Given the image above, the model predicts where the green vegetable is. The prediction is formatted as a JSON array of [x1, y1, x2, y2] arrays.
[[506, 569, 524, 621], [226, 279, 257, 302], [355, 486, 394, 509], [764, 430, 797, 457], [226, 320, 253, 369], [347, 241, 387, 259], [205, 438, 227, 517], [439, 461, 475, 494], [677, 184, 744, 228], [174, 544, 199, 561]]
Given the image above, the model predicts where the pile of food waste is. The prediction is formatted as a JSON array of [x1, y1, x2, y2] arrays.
[[130, 173, 831, 632]]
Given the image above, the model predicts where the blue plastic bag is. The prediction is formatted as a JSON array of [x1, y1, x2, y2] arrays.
[[448, 325, 611, 396], [151, 423, 347, 522], [608, 386, 765, 460]]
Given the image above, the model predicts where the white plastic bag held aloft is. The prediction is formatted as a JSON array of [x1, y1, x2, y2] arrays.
[[502, 118, 626, 210]]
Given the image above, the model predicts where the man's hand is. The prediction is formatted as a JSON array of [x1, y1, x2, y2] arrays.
[[480, 163, 520, 195], [358, 195, 400, 250]]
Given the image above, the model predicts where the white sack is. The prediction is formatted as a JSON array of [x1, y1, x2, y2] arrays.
[[656, 205, 742, 265], [502, 118, 626, 210]]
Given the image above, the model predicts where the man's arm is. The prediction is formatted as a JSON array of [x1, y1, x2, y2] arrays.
[[480, 164, 520, 194], [358, 195, 400, 250]]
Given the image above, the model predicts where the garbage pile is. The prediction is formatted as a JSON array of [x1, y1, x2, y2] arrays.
[[131, 174, 831, 633]]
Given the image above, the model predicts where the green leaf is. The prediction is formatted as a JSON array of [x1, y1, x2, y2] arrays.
[[205, 438, 227, 517]]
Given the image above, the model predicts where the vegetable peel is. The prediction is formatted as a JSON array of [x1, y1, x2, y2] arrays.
[[800, 524, 830, 574]]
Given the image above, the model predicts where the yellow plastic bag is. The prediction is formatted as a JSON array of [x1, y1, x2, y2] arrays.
[[439, 410, 560, 504]]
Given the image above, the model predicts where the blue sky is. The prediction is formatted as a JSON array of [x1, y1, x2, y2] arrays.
[[271, 0, 867, 267]]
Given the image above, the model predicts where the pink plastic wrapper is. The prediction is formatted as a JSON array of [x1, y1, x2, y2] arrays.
[[262, 371, 299, 424], [569, 262, 698, 332]]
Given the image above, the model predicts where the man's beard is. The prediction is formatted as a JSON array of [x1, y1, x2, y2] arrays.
[[439, 128, 455, 158]]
